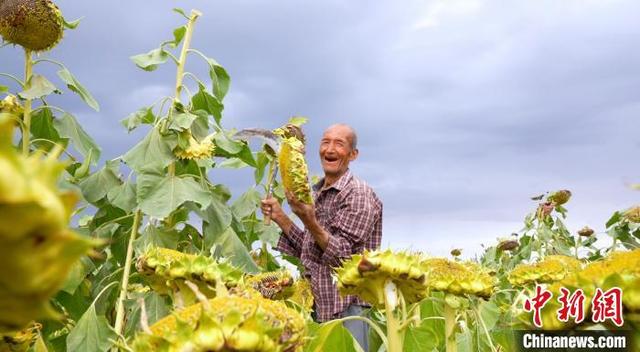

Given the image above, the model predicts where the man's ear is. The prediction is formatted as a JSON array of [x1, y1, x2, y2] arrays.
[[349, 148, 359, 161]]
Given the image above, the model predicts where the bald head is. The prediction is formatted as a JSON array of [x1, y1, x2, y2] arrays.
[[324, 123, 358, 150]]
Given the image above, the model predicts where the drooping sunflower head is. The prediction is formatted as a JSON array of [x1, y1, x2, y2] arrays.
[[336, 249, 429, 307], [622, 206, 640, 223], [421, 258, 496, 299], [132, 296, 306, 352], [275, 125, 313, 204], [508, 255, 582, 287], [0, 0, 64, 51], [547, 189, 572, 206]]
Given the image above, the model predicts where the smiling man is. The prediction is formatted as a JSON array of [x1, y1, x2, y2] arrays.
[[261, 123, 382, 349]]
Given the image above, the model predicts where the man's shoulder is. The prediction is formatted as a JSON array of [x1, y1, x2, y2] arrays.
[[343, 173, 382, 205]]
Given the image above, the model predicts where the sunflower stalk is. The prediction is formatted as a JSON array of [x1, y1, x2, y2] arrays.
[[444, 303, 457, 352], [166, 9, 200, 177], [113, 210, 142, 339], [21, 49, 33, 155], [383, 279, 403, 352]]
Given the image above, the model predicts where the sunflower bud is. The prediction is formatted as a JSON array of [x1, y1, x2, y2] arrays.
[[174, 133, 215, 160], [577, 226, 594, 237]]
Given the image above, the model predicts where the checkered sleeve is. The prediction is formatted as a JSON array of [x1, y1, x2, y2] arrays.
[[321, 190, 379, 268], [276, 222, 305, 258]]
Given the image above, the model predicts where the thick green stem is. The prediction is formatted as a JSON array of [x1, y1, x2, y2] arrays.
[[383, 280, 403, 352], [444, 304, 457, 352], [113, 210, 142, 337], [22, 49, 33, 155], [174, 10, 201, 103], [166, 9, 201, 178]]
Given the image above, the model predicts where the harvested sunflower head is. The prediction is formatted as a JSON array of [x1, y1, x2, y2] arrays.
[[508, 255, 582, 287], [136, 247, 242, 304], [422, 258, 496, 299], [0, 0, 64, 51], [289, 278, 314, 312], [274, 124, 313, 204], [245, 270, 294, 300], [0, 116, 96, 332], [174, 133, 215, 160], [336, 249, 429, 307], [131, 296, 306, 352]]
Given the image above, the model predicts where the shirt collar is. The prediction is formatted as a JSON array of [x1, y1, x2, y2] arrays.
[[313, 169, 352, 193]]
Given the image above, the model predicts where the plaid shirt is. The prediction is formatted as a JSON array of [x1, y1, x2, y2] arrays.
[[277, 169, 382, 322]]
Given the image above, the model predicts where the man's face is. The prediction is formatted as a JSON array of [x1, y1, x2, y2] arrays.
[[319, 125, 358, 178]]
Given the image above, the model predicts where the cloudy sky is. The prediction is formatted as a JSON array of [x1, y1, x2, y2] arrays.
[[2, 0, 638, 257]]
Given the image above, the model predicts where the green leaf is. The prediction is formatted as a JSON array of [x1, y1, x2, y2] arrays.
[[63, 17, 81, 29], [137, 172, 211, 219], [170, 26, 187, 47], [173, 8, 189, 19], [168, 110, 198, 131], [66, 304, 116, 352], [124, 292, 171, 337], [404, 324, 439, 352], [60, 256, 95, 295], [476, 300, 500, 331], [19, 74, 59, 99], [80, 160, 121, 203], [254, 152, 270, 184], [191, 84, 223, 124], [123, 127, 177, 173], [231, 188, 262, 219], [134, 224, 180, 251], [30, 107, 64, 151], [57, 68, 100, 111], [218, 158, 249, 169], [0, 85, 7, 93], [208, 227, 259, 274], [131, 48, 170, 71], [255, 222, 281, 247], [213, 132, 243, 154], [305, 320, 363, 352], [54, 113, 102, 161], [288, 116, 308, 126], [606, 211, 622, 228], [198, 196, 233, 240], [121, 107, 155, 132], [107, 179, 137, 212], [204, 57, 230, 100]]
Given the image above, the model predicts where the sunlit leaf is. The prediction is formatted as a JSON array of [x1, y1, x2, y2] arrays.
[[137, 172, 211, 219], [288, 116, 308, 126], [204, 57, 230, 100], [131, 48, 170, 71], [170, 26, 187, 47], [218, 157, 249, 169], [134, 224, 180, 251], [404, 324, 439, 352], [0, 85, 7, 93], [198, 195, 233, 240], [54, 113, 102, 161], [30, 107, 64, 151], [66, 304, 116, 352], [121, 107, 155, 132], [123, 126, 177, 173], [173, 8, 189, 19], [57, 68, 100, 111], [19, 74, 59, 99]]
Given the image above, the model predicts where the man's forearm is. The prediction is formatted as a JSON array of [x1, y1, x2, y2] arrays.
[[273, 213, 295, 236], [303, 218, 329, 250]]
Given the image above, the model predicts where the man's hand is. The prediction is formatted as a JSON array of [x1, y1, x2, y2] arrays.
[[285, 190, 316, 225], [261, 197, 286, 224]]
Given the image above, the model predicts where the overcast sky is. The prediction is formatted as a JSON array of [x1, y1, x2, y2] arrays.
[[2, 0, 638, 257]]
